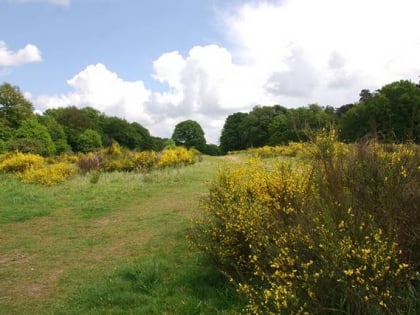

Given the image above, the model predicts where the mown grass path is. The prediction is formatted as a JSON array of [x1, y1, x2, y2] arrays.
[[0, 156, 244, 315]]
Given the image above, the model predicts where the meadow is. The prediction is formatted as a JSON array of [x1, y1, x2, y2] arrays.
[[0, 154, 244, 314], [0, 135, 419, 314]]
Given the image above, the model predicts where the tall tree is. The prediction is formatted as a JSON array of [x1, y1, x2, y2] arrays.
[[0, 83, 34, 129], [8, 117, 56, 156], [37, 114, 71, 154], [172, 120, 206, 152], [219, 112, 248, 154], [339, 80, 420, 142], [54, 106, 96, 151]]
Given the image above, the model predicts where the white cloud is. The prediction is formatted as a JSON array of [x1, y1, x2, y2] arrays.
[[146, 44, 275, 143], [31, 0, 420, 144], [0, 0, 69, 6], [34, 63, 153, 124], [0, 41, 42, 67], [226, 0, 420, 105]]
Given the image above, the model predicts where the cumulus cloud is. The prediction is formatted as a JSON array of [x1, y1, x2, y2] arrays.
[[226, 0, 420, 105], [145, 44, 276, 142], [0, 41, 42, 67], [34, 63, 153, 124], [31, 0, 420, 143]]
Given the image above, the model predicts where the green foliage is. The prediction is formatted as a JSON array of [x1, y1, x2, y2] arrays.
[[220, 105, 336, 153], [8, 117, 56, 156], [0, 82, 34, 129], [340, 80, 420, 142], [53, 106, 98, 151], [101, 116, 153, 150], [203, 144, 222, 156], [76, 129, 102, 153], [172, 120, 206, 152], [219, 112, 249, 154], [0, 139, 6, 153], [38, 114, 71, 154], [193, 131, 419, 314]]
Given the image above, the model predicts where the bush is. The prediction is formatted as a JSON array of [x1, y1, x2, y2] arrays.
[[19, 162, 76, 186], [157, 147, 196, 168], [192, 130, 419, 314], [77, 152, 102, 174], [133, 151, 157, 172], [0, 152, 44, 173]]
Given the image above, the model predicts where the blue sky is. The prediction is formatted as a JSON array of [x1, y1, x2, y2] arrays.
[[1, 0, 420, 143], [1, 0, 230, 93]]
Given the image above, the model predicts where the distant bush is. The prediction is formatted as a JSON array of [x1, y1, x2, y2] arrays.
[[78, 152, 102, 174], [192, 130, 419, 314], [133, 151, 157, 172], [0, 152, 44, 173], [19, 162, 76, 186], [0, 139, 6, 154], [157, 147, 196, 168]]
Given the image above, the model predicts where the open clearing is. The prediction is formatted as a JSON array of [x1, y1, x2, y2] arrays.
[[0, 156, 244, 315]]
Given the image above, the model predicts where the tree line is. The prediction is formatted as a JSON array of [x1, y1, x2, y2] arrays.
[[0, 83, 161, 155], [1, 79, 419, 156], [220, 80, 420, 153], [0, 82, 218, 156]]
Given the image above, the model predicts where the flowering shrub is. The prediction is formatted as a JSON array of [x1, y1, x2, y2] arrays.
[[19, 162, 76, 186], [247, 142, 311, 158], [157, 147, 196, 168], [192, 130, 419, 314], [0, 152, 44, 173], [133, 151, 157, 172]]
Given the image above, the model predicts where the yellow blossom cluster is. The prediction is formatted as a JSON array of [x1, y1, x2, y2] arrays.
[[0, 152, 76, 185], [193, 130, 419, 314], [18, 162, 77, 186]]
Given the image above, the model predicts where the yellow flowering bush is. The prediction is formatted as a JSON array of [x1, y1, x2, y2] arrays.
[[157, 147, 196, 168], [133, 151, 158, 172], [192, 129, 419, 314], [246, 142, 312, 159], [0, 152, 44, 173], [19, 162, 76, 186]]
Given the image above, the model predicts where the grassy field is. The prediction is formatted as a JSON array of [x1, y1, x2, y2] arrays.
[[0, 156, 245, 314]]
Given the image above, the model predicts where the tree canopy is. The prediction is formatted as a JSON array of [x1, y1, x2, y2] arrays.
[[172, 120, 206, 152]]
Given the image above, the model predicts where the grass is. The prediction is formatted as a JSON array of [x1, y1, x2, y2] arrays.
[[0, 156, 245, 314]]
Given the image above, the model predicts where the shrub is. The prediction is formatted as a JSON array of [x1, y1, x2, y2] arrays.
[[157, 147, 196, 168], [0, 152, 44, 173], [19, 162, 76, 186], [192, 130, 419, 314], [133, 151, 157, 172], [77, 152, 102, 174]]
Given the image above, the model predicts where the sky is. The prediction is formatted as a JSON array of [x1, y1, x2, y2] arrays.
[[1, 0, 420, 144]]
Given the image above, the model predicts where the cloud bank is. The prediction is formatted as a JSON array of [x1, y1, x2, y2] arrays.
[[32, 0, 420, 144], [0, 41, 42, 67]]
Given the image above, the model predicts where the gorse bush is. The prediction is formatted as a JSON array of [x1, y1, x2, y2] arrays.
[[19, 162, 76, 186], [0, 152, 44, 173], [0, 152, 76, 185], [192, 130, 419, 314], [158, 147, 196, 168], [133, 151, 157, 172], [247, 142, 310, 159], [0, 147, 198, 185]]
